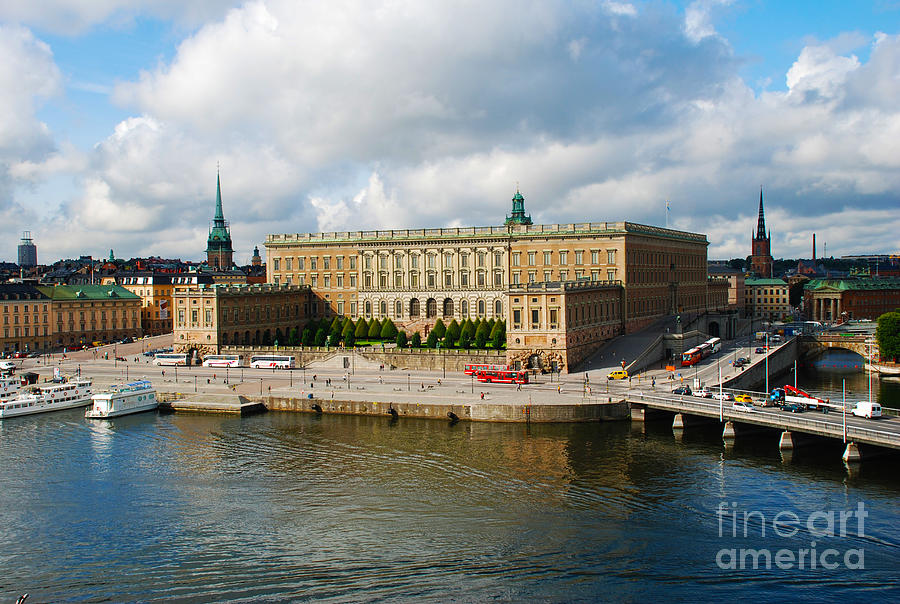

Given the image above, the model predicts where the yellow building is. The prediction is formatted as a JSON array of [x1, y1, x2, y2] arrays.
[[36, 285, 142, 349], [0, 284, 52, 355], [744, 278, 790, 321]]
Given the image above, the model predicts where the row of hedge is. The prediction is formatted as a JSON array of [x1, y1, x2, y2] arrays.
[[284, 317, 506, 350]]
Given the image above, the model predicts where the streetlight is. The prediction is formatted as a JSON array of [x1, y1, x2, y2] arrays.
[[842, 378, 847, 443], [764, 332, 769, 395]]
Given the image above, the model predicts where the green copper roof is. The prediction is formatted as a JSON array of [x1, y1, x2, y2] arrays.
[[505, 188, 532, 226], [36, 285, 140, 301], [805, 277, 900, 292], [207, 172, 233, 246], [745, 278, 787, 286]]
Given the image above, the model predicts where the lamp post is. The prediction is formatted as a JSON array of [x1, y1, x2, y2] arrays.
[[765, 332, 769, 395], [842, 378, 847, 443], [718, 363, 723, 422]]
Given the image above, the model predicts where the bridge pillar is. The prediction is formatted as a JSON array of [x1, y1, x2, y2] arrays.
[[842, 442, 861, 463], [673, 413, 684, 430], [779, 431, 795, 450], [722, 421, 736, 440], [631, 406, 646, 422]]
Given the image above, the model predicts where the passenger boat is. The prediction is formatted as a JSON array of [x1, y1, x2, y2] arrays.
[[0, 375, 22, 401], [86, 380, 157, 419], [0, 378, 94, 419]]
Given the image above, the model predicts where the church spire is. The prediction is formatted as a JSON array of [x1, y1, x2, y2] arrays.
[[213, 170, 225, 225], [755, 187, 767, 240]]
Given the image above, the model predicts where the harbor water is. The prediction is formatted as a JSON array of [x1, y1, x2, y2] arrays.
[[1, 370, 898, 603]]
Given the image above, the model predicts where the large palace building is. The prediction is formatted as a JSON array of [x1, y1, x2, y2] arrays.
[[265, 192, 709, 344]]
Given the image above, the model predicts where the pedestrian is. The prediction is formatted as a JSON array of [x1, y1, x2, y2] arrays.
[[480, 392, 484, 400], [516, 383, 521, 391], [557, 385, 561, 394], [162, 370, 165, 377]]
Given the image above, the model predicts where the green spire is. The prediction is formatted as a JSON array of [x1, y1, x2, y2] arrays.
[[214, 171, 225, 224]]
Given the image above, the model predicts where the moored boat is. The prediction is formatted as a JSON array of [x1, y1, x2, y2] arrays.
[[0, 378, 94, 419], [0, 375, 22, 401], [86, 380, 157, 419]]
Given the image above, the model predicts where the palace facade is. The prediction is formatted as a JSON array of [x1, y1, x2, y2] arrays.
[[265, 192, 709, 336]]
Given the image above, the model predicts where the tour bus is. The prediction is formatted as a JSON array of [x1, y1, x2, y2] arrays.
[[463, 363, 510, 376], [154, 352, 190, 366], [697, 342, 712, 359], [202, 354, 243, 368], [475, 369, 530, 385], [705, 337, 722, 354], [249, 354, 295, 369], [681, 347, 702, 367]]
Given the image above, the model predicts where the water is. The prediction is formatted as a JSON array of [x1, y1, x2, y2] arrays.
[[794, 350, 900, 409], [1, 402, 898, 602]]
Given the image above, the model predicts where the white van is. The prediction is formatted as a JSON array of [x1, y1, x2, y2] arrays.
[[851, 401, 882, 419], [0, 360, 15, 372]]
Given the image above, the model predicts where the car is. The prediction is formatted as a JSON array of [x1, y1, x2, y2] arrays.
[[735, 394, 753, 403], [755, 347, 767, 354], [713, 392, 735, 401], [0, 361, 15, 371], [737, 357, 749, 364], [13, 351, 27, 358], [693, 388, 713, 398], [732, 359, 746, 368], [851, 401, 882, 419], [672, 386, 692, 395], [732, 400, 755, 411], [115, 356, 127, 362], [607, 369, 628, 380], [782, 402, 805, 413]]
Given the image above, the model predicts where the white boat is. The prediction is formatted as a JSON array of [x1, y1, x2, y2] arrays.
[[0, 375, 22, 401], [0, 378, 94, 419], [86, 380, 157, 419]]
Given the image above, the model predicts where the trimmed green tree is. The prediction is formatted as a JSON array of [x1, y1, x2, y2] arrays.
[[301, 326, 314, 346], [458, 332, 471, 350], [342, 321, 355, 342], [288, 327, 299, 346], [426, 330, 439, 348], [396, 330, 408, 348], [344, 330, 356, 348], [410, 332, 422, 348], [380, 318, 398, 340], [443, 330, 457, 349], [354, 318, 368, 338], [432, 318, 447, 339], [446, 318, 461, 341], [462, 318, 476, 341], [368, 318, 382, 339], [475, 321, 490, 348], [314, 328, 327, 347]]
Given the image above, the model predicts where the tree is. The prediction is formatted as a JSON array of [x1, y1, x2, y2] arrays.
[[462, 318, 476, 341], [458, 332, 471, 350], [475, 321, 490, 348], [489, 319, 502, 340], [877, 311, 900, 362], [288, 327, 299, 346], [446, 318, 461, 340], [301, 327, 314, 346], [342, 321, 355, 342], [491, 327, 504, 350], [443, 330, 457, 349], [329, 316, 343, 334], [344, 330, 356, 348], [314, 328, 327, 347], [426, 330, 439, 348], [354, 318, 368, 338], [432, 318, 447, 339], [380, 318, 398, 339], [396, 330, 408, 348], [368, 318, 382, 339], [410, 332, 422, 348]]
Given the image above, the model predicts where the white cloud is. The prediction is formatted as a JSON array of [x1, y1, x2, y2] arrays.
[[6, 2, 900, 262]]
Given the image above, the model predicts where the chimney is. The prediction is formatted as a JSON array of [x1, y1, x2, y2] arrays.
[[812, 233, 816, 262]]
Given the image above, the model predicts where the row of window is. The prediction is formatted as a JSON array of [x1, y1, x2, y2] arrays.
[[272, 255, 356, 272], [2, 304, 49, 313]]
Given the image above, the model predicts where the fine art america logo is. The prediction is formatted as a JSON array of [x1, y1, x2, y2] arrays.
[[715, 501, 867, 570]]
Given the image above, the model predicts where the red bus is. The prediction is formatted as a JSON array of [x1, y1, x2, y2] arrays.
[[681, 347, 702, 367], [464, 363, 510, 376], [476, 369, 529, 384]]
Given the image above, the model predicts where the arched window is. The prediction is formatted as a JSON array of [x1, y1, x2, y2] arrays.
[[443, 298, 453, 317], [477, 299, 485, 316], [461, 299, 468, 317], [365, 301, 372, 317], [426, 298, 437, 318], [395, 300, 402, 317], [409, 298, 420, 318], [380, 300, 387, 316], [494, 299, 503, 316]]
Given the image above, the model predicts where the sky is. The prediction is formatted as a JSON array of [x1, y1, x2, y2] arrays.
[[1, 0, 899, 265]]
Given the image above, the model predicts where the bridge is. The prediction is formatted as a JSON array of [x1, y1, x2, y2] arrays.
[[624, 387, 899, 463], [799, 333, 875, 359]]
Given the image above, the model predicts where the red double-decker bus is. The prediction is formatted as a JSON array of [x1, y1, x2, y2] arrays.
[[475, 369, 529, 384], [463, 363, 510, 376]]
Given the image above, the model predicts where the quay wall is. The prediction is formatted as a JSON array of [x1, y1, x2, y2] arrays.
[[262, 395, 629, 423]]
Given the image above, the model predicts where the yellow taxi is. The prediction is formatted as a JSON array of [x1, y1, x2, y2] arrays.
[[607, 369, 628, 380], [735, 394, 753, 403]]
